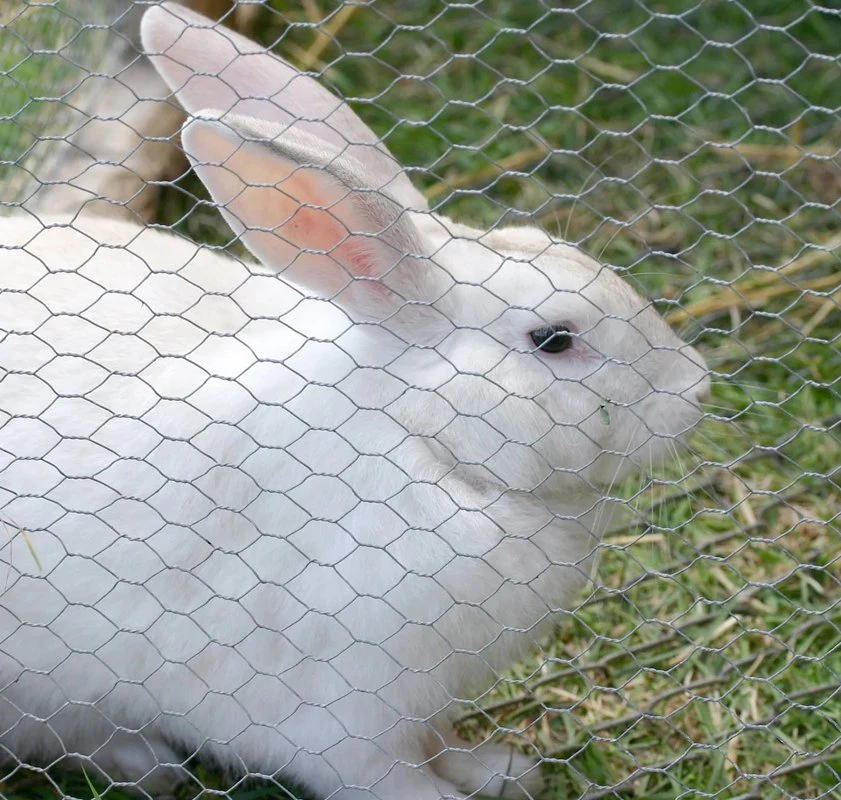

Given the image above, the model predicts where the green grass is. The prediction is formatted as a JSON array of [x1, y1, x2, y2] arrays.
[[0, 1, 116, 195], [2, 0, 840, 798]]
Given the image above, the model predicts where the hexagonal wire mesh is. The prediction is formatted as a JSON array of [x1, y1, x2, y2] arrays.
[[1, 1, 839, 799]]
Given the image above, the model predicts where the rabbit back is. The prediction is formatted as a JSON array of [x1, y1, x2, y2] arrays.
[[0, 213, 389, 790]]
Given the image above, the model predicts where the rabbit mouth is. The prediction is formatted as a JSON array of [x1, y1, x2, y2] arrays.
[[627, 416, 704, 472], [583, 401, 706, 488]]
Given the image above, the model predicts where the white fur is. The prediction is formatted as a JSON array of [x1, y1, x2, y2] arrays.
[[0, 5, 709, 799]]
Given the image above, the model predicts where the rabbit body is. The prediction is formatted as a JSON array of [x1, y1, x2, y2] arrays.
[[0, 5, 709, 799]]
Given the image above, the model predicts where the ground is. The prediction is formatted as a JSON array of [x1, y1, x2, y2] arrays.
[[0, 1, 839, 798]]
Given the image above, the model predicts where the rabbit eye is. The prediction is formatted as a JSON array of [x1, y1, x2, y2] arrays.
[[530, 325, 572, 353]]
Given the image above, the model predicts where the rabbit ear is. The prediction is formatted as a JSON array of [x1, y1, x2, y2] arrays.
[[141, 2, 428, 212], [182, 113, 438, 321]]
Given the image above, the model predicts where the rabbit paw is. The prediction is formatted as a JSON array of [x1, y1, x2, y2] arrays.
[[88, 732, 188, 792], [429, 729, 543, 799]]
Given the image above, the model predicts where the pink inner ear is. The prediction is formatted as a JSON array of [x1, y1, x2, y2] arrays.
[[183, 118, 404, 301], [284, 207, 391, 283], [337, 239, 385, 280], [281, 204, 345, 251]]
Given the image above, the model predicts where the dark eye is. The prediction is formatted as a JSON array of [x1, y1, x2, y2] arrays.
[[530, 325, 573, 353]]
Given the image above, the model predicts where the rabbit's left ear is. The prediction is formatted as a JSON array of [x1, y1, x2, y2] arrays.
[[141, 2, 429, 212], [183, 113, 437, 320]]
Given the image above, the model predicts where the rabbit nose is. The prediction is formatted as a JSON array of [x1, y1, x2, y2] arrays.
[[693, 373, 712, 404], [683, 345, 711, 403]]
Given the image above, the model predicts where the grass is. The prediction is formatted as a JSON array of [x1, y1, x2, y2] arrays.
[[2, 0, 840, 798], [0, 1, 119, 197]]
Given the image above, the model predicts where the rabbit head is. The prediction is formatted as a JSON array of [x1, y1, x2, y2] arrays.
[[418, 223, 710, 491], [142, 3, 709, 498]]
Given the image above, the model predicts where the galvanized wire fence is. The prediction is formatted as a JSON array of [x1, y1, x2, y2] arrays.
[[1, 2, 839, 800]]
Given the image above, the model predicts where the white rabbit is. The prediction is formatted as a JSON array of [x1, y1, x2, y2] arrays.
[[0, 3, 709, 799]]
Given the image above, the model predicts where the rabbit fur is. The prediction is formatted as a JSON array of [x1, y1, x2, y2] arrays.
[[0, 3, 709, 798]]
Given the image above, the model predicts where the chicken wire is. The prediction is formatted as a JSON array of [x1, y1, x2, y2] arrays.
[[1, 2, 839, 800]]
